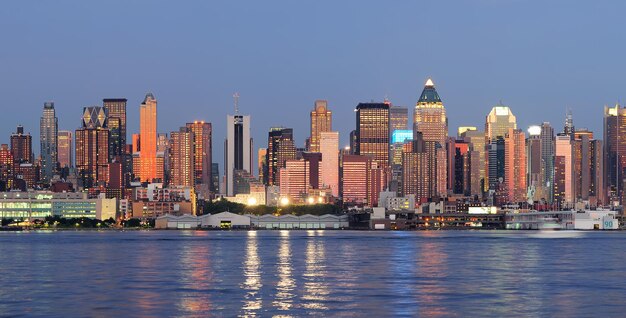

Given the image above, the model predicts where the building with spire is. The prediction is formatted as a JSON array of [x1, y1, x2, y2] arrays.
[[414, 78, 447, 197], [414, 78, 448, 146], [40, 102, 58, 182], [225, 94, 253, 196]]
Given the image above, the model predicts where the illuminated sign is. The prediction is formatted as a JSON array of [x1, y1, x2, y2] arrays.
[[392, 130, 413, 143], [468, 206, 498, 214]]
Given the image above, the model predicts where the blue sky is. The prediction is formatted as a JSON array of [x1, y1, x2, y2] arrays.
[[1, 1, 625, 172]]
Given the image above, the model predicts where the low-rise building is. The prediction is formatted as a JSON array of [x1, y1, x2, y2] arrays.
[[505, 210, 619, 230], [0, 191, 116, 220], [248, 214, 349, 229], [155, 214, 200, 229], [200, 212, 251, 229]]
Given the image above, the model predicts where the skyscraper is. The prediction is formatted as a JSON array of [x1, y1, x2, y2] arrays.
[[414, 78, 448, 146], [389, 105, 409, 132], [10, 125, 33, 164], [340, 154, 384, 207], [504, 128, 526, 203], [225, 112, 253, 196], [169, 127, 194, 187], [319, 131, 339, 197], [40, 101, 58, 182], [414, 79, 448, 196], [526, 126, 544, 202], [309, 100, 332, 152], [540, 122, 555, 203], [401, 133, 433, 203], [356, 103, 390, 169], [103, 98, 127, 159], [57, 131, 73, 169], [279, 159, 311, 202], [555, 133, 573, 207], [138, 93, 158, 182], [485, 105, 517, 143], [75, 106, 109, 188], [460, 128, 486, 195], [186, 121, 212, 186], [603, 104, 626, 204], [266, 127, 296, 186]]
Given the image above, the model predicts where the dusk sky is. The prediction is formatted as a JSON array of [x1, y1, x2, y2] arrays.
[[1, 1, 625, 171]]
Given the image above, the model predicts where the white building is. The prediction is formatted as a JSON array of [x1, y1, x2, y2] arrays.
[[155, 214, 200, 229], [378, 191, 415, 211], [505, 210, 619, 230], [225, 114, 253, 196], [248, 214, 349, 229], [200, 212, 251, 228]]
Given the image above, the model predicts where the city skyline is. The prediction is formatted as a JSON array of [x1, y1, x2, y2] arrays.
[[3, 1, 626, 172]]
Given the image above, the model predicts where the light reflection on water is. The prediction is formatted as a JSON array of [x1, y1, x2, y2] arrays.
[[0, 230, 625, 317], [272, 230, 295, 312], [240, 230, 262, 317]]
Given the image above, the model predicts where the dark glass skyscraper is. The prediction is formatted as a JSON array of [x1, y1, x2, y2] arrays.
[[40, 102, 58, 182]]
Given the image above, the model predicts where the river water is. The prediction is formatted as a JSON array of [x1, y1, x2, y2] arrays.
[[0, 230, 624, 317]]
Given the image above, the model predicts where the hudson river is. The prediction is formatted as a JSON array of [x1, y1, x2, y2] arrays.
[[1, 230, 625, 317]]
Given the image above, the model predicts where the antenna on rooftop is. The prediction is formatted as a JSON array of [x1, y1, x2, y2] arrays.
[[233, 92, 240, 114]]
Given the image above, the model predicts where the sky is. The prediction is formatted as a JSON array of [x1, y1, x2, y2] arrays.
[[1, 1, 625, 174]]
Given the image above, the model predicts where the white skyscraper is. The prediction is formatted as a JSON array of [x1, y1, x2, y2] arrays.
[[225, 114, 252, 196]]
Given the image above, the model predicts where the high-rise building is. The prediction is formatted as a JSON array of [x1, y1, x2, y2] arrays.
[[414, 78, 448, 146], [487, 137, 505, 191], [460, 128, 486, 195], [211, 163, 220, 194], [319, 131, 339, 197], [225, 113, 253, 196], [414, 79, 448, 196], [504, 128, 526, 203], [40, 102, 58, 182], [603, 104, 626, 204], [257, 148, 267, 184], [389, 106, 409, 132], [526, 126, 544, 202], [401, 133, 433, 203], [10, 125, 33, 164], [0, 144, 13, 189], [540, 122, 555, 203], [356, 103, 389, 169], [57, 131, 73, 169], [265, 127, 296, 186], [555, 134, 573, 207], [75, 106, 109, 188], [485, 105, 517, 143], [279, 159, 311, 202], [169, 127, 194, 187], [103, 98, 127, 159], [309, 100, 332, 152], [186, 121, 212, 186], [340, 154, 384, 207], [138, 93, 158, 182], [571, 129, 604, 206]]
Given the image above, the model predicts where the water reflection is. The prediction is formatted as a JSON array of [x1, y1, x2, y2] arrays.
[[178, 232, 212, 314], [240, 231, 262, 316], [302, 230, 329, 311], [272, 230, 295, 312], [417, 233, 449, 317]]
